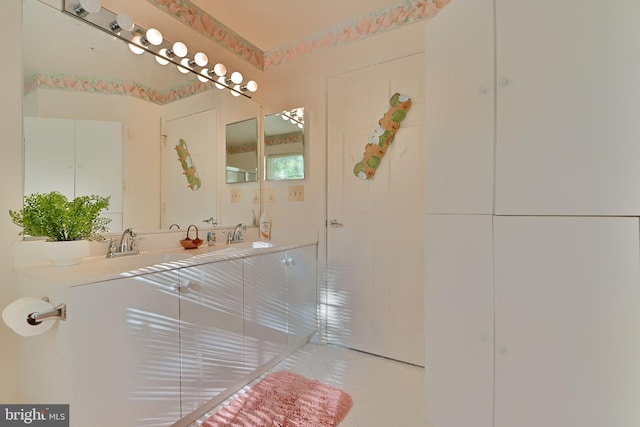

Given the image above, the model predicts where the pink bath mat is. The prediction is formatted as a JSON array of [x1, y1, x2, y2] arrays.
[[201, 371, 353, 427]]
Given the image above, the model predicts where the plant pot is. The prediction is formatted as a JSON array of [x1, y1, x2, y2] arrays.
[[44, 240, 90, 267]]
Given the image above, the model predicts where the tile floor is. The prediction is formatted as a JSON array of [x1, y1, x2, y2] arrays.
[[193, 342, 431, 427]]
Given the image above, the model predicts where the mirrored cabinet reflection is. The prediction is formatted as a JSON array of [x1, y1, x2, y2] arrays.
[[225, 118, 258, 184], [264, 108, 305, 181]]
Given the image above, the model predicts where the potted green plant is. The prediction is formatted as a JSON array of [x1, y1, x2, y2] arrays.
[[9, 191, 111, 266]]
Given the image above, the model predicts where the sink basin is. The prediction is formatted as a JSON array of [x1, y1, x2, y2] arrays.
[[250, 241, 273, 248], [101, 251, 189, 273]]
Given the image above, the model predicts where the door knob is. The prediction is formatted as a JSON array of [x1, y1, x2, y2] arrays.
[[329, 220, 344, 228]]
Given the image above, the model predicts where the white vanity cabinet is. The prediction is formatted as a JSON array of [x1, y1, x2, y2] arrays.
[[16, 243, 317, 427], [243, 251, 289, 371], [243, 245, 318, 371], [285, 245, 318, 343], [178, 259, 245, 417], [70, 270, 182, 427]]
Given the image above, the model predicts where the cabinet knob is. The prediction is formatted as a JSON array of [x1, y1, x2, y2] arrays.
[[173, 281, 195, 292], [499, 77, 511, 87], [498, 345, 508, 355]]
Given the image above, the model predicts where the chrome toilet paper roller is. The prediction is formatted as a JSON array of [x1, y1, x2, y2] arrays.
[[26, 297, 67, 325], [2, 297, 67, 337]]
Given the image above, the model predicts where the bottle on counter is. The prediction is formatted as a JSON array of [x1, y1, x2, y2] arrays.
[[259, 210, 271, 240]]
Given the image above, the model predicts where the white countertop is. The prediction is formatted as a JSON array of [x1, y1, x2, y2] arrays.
[[15, 240, 316, 288]]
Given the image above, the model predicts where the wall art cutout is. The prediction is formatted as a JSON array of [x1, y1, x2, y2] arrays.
[[353, 93, 412, 180], [175, 138, 201, 190]]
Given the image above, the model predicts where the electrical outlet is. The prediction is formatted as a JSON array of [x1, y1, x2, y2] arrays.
[[288, 185, 304, 202], [231, 189, 242, 203], [268, 189, 277, 203]]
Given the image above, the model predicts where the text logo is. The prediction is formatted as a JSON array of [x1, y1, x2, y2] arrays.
[[0, 405, 68, 426]]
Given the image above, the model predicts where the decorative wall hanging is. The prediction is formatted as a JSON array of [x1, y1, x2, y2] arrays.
[[353, 93, 412, 180], [175, 138, 201, 190]]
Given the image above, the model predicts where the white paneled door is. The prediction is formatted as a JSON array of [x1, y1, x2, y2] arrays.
[[161, 109, 217, 229], [327, 54, 425, 365]]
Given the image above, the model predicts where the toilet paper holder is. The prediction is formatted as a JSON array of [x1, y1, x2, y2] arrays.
[[26, 297, 67, 326]]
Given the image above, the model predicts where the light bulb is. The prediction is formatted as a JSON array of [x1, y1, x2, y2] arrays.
[[155, 49, 169, 65], [110, 14, 134, 33], [198, 69, 210, 83], [215, 76, 226, 90], [76, 0, 101, 15], [145, 28, 163, 46], [194, 52, 208, 67], [213, 63, 227, 77], [230, 71, 243, 84], [128, 35, 145, 55], [245, 80, 258, 93], [172, 42, 188, 58], [178, 58, 191, 73], [232, 84, 241, 97]]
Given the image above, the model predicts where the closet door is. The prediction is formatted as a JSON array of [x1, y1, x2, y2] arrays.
[[495, 0, 640, 215], [424, 0, 494, 214], [425, 214, 494, 427], [494, 216, 640, 427]]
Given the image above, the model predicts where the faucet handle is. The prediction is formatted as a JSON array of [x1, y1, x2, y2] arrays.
[[203, 217, 220, 228]]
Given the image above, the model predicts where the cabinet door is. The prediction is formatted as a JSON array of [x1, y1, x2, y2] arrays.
[[70, 271, 181, 427], [494, 216, 640, 427], [23, 117, 75, 198], [425, 214, 494, 427], [75, 120, 123, 228], [495, 0, 640, 215], [178, 260, 245, 416], [424, 0, 494, 214], [243, 252, 288, 371], [285, 245, 318, 344]]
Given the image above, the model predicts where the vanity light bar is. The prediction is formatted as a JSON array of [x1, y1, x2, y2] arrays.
[[62, 0, 258, 97]]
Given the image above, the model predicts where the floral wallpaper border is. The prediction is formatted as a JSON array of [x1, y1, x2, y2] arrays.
[[24, 73, 214, 105], [145, 0, 265, 70], [264, 0, 451, 69], [265, 132, 304, 147], [145, 0, 451, 70], [227, 143, 257, 155]]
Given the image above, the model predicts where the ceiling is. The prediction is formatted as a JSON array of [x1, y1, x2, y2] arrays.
[[189, 0, 410, 51]]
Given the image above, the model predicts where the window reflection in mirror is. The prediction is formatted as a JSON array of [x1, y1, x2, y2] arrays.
[[264, 108, 305, 181], [225, 118, 258, 184]]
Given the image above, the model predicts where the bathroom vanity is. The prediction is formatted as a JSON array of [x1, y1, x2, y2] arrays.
[[14, 240, 317, 427]]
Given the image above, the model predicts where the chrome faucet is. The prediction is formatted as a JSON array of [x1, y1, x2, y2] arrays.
[[107, 227, 139, 258], [224, 223, 246, 244]]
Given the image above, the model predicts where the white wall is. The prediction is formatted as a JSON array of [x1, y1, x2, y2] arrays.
[[0, 0, 24, 403]]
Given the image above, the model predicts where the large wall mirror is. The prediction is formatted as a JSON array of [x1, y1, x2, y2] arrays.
[[264, 108, 305, 181], [23, 0, 261, 232]]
